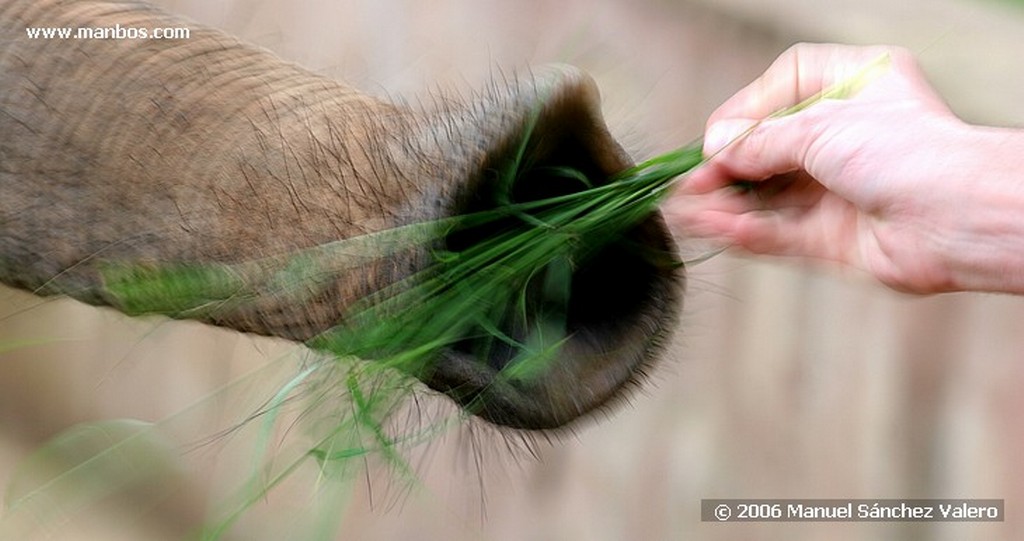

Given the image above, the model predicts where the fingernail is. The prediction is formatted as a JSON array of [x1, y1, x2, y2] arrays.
[[704, 120, 755, 156]]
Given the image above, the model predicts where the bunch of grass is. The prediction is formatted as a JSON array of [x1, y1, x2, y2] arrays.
[[309, 140, 704, 386]]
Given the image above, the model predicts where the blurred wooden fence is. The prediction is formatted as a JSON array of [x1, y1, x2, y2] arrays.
[[2, 0, 1024, 539]]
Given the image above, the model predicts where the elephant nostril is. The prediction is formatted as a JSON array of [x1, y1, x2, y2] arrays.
[[444, 154, 674, 371], [430, 105, 685, 429], [442, 129, 611, 367]]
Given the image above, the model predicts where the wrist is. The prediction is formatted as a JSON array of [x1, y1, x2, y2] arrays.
[[936, 124, 1024, 294]]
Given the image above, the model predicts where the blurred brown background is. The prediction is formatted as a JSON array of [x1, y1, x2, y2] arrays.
[[3, 0, 1024, 539]]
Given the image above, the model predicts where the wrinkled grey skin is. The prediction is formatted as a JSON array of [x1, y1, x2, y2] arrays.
[[0, 0, 683, 429]]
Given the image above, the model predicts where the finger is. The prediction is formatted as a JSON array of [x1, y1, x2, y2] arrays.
[[686, 118, 829, 197], [741, 171, 827, 210], [707, 43, 903, 126], [678, 160, 736, 195], [664, 187, 757, 220], [662, 185, 762, 236], [702, 118, 758, 156], [729, 210, 810, 255], [675, 185, 857, 259], [667, 208, 799, 254], [705, 208, 830, 258], [704, 114, 822, 182], [674, 170, 823, 228]]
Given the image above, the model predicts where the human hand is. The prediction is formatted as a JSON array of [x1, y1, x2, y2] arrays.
[[664, 43, 1024, 294]]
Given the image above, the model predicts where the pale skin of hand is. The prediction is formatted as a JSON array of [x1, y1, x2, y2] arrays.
[[663, 43, 1024, 294]]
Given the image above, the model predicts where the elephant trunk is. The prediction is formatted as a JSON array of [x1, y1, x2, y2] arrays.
[[0, 0, 683, 429]]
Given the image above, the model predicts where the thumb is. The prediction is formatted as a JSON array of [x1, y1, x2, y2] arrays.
[[704, 116, 815, 181], [702, 118, 757, 156]]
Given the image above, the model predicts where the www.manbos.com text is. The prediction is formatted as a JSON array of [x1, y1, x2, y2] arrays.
[[25, 24, 190, 40]]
